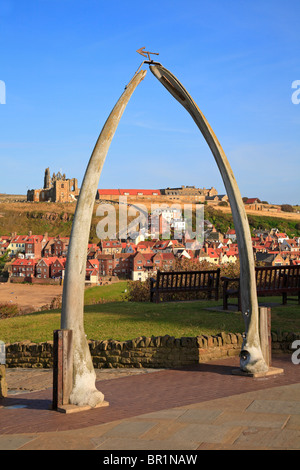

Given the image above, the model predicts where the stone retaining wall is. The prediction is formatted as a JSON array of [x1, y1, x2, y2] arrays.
[[3, 331, 300, 369], [9, 277, 61, 285]]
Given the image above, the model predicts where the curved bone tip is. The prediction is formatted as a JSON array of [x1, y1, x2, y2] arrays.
[[149, 64, 163, 79], [137, 69, 147, 80]]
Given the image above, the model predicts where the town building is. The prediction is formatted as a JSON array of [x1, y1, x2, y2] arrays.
[[11, 259, 37, 278], [96, 185, 221, 204], [27, 168, 79, 203]]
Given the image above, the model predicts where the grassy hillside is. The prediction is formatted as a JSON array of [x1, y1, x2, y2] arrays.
[[204, 206, 300, 238], [0, 200, 300, 241]]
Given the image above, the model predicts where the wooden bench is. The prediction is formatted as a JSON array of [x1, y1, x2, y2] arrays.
[[150, 269, 220, 303], [222, 265, 300, 311]]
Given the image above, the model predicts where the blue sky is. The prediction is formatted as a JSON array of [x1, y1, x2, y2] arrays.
[[0, 0, 300, 204]]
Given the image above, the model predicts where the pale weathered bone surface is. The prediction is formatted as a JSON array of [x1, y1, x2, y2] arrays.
[[61, 70, 147, 407], [150, 64, 268, 374]]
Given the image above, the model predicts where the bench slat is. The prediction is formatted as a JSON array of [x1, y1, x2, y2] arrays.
[[150, 269, 221, 303], [223, 265, 300, 310]]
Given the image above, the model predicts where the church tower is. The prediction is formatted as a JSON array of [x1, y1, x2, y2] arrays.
[[44, 168, 51, 189]]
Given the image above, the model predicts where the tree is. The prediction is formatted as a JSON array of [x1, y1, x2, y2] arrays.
[[281, 204, 294, 213], [0, 251, 10, 278]]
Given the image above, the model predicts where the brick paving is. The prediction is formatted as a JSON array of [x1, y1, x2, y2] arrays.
[[0, 355, 298, 438], [6, 367, 161, 393]]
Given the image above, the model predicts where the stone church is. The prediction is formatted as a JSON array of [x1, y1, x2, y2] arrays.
[[27, 168, 79, 202]]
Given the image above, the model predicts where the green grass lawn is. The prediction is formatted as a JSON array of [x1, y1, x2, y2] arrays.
[[1, 293, 299, 344], [84, 281, 128, 304]]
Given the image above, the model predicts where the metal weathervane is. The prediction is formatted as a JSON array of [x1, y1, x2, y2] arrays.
[[125, 48, 161, 87], [136, 47, 160, 62]]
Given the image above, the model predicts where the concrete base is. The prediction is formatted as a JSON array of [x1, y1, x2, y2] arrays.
[[232, 367, 284, 378], [53, 400, 109, 414]]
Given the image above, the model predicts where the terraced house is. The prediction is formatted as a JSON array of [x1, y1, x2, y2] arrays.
[[11, 258, 37, 278], [132, 252, 175, 281]]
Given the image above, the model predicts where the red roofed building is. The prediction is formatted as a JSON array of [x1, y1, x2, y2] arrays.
[[7, 234, 29, 256], [114, 253, 133, 277], [85, 259, 100, 283], [274, 232, 289, 243], [225, 228, 236, 241], [43, 236, 69, 258], [11, 258, 37, 278], [132, 251, 175, 281], [96, 189, 161, 201], [51, 258, 66, 279], [136, 241, 156, 253], [24, 235, 44, 259], [97, 254, 115, 277], [101, 240, 122, 255], [36, 257, 58, 279], [220, 249, 238, 264], [244, 198, 260, 204]]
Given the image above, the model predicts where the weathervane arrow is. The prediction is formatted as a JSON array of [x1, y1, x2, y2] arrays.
[[136, 47, 159, 61], [125, 47, 161, 88]]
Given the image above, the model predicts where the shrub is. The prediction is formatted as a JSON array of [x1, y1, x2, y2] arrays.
[[281, 204, 294, 213], [125, 279, 151, 302], [49, 296, 62, 310], [125, 259, 242, 302], [0, 302, 19, 319]]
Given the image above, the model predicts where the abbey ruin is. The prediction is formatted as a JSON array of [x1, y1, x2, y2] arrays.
[[27, 168, 79, 203]]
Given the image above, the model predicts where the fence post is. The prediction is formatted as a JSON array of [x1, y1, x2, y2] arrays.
[[0, 341, 7, 398], [259, 307, 272, 367], [52, 330, 73, 410]]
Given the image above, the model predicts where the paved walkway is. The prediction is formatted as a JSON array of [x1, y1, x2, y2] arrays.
[[0, 355, 299, 450]]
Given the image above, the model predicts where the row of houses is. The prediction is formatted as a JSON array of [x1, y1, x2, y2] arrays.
[[11, 257, 66, 280], [1, 226, 300, 284], [7, 247, 177, 283], [0, 232, 69, 259]]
